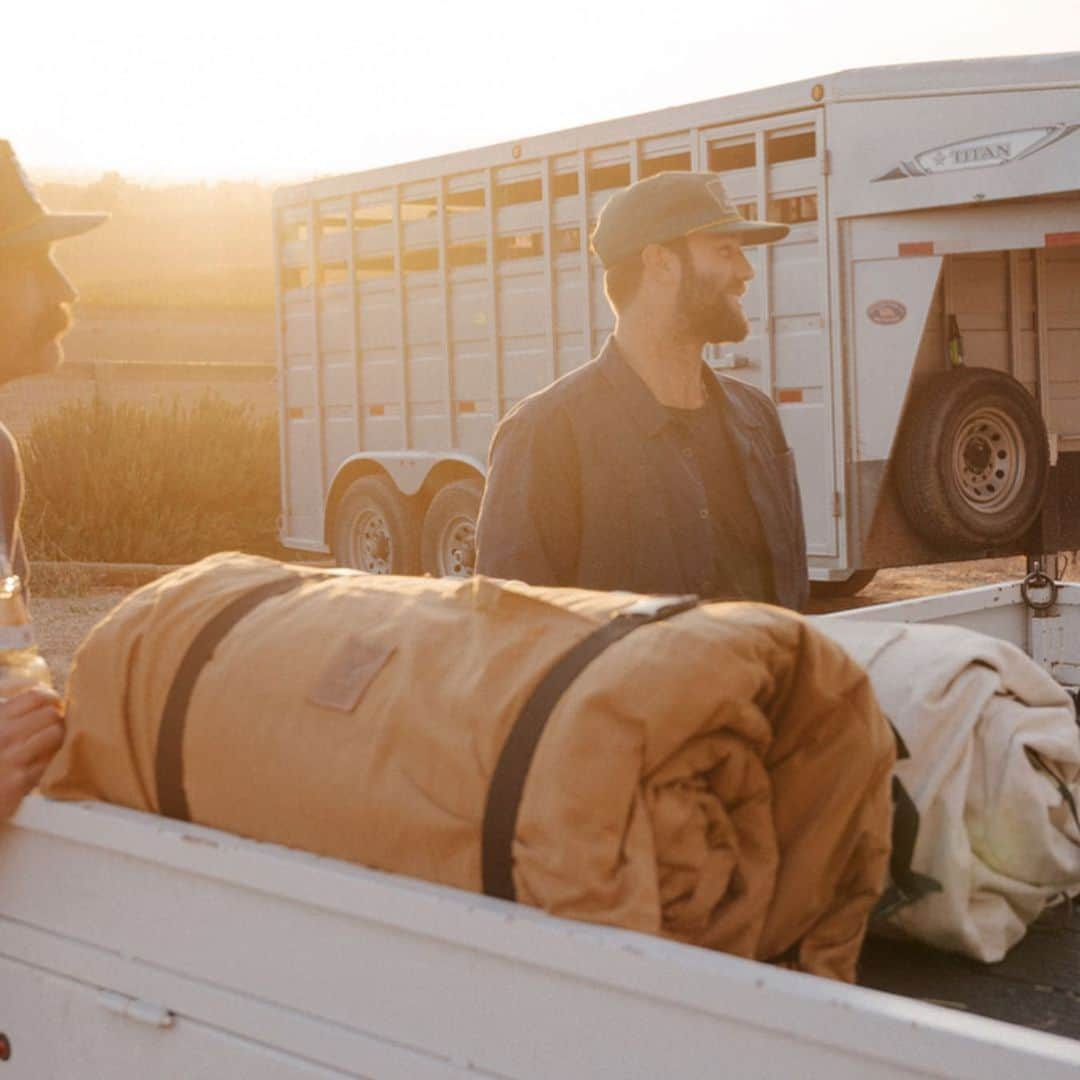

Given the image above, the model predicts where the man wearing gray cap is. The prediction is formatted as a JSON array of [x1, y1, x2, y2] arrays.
[[0, 140, 106, 817], [475, 171, 808, 610]]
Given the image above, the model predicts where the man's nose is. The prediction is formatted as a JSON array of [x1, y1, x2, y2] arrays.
[[736, 249, 754, 282]]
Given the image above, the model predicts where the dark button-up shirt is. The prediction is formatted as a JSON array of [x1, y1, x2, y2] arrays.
[[475, 337, 809, 611], [664, 400, 773, 601]]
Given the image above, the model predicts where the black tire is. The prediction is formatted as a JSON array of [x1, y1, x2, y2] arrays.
[[420, 479, 483, 578], [809, 569, 877, 599], [894, 367, 1049, 550], [331, 475, 419, 574]]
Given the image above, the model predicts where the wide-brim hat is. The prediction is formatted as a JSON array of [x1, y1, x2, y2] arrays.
[[0, 140, 107, 250], [590, 170, 788, 268]]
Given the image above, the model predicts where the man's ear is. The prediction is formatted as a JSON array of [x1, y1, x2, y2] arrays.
[[640, 243, 679, 283]]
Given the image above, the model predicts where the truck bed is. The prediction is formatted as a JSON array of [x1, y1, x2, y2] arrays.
[[860, 900, 1080, 1039], [3, 579, 1079, 1076], [4, 797, 1080, 1079]]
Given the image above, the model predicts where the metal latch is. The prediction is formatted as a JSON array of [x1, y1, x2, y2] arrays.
[[96, 990, 175, 1029], [1021, 561, 1058, 612], [621, 594, 699, 620]]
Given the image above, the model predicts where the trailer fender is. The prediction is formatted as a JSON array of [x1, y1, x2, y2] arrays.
[[324, 452, 485, 549]]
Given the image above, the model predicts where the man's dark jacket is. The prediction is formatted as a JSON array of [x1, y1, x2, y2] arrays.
[[475, 338, 809, 611]]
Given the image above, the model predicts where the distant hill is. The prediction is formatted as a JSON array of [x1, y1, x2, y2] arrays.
[[38, 174, 275, 311]]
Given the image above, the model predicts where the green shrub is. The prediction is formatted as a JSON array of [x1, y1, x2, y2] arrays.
[[20, 396, 283, 564]]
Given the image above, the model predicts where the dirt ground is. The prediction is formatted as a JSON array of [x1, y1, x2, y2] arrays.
[[29, 554, 1080, 691]]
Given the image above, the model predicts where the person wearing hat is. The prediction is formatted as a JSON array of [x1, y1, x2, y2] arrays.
[[0, 140, 106, 818], [475, 170, 808, 610]]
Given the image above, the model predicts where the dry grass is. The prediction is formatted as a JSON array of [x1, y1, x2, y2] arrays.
[[20, 396, 283, 564]]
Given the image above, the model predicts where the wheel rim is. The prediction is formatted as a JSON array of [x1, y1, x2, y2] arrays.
[[951, 405, 1026, 514], [348, 508, 394, 574], [436, 513, 476, 577]]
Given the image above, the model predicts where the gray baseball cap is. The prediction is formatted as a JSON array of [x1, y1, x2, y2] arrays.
[[0, 141, 108, 250], [590, 171, 788, 268]]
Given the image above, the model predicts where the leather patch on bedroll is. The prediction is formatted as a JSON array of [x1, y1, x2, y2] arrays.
[[307, 635, 396, 713], [42, 552, 895, 983]]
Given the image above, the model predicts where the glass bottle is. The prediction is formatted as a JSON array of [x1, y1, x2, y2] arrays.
[[0, 557, 51, 697]]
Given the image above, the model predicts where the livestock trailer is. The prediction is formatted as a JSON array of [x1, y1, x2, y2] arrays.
[[273, 53, 1080, 592]]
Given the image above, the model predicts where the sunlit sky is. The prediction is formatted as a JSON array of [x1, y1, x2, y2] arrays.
[[6, 1, 1079, 184]]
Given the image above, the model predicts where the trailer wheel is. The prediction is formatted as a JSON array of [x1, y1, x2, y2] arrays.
[[421, 479, 483, 578], [809, 569, 877, 600], [894, 367, 1049, 550], [332, 475, 419, 574]]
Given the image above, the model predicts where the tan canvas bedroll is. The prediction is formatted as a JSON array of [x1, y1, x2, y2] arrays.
[[42, 552, 895, 982]]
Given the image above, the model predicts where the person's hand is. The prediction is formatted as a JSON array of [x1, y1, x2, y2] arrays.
[[0, 687, 64, 820]]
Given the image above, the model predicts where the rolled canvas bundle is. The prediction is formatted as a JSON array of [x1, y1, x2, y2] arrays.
[[819, 617, 1080, 962], [43, 553, 895, 981]]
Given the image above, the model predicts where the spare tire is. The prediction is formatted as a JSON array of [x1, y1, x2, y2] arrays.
[[893, 367, 1049, 550]]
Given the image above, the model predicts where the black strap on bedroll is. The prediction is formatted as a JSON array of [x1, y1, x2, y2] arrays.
[[155, 573, 314, 821], [481, 594, 699, 902]]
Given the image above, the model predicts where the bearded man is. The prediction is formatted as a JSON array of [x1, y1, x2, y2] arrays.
[[475, 171, 808, 610], [0, 140, 106, 817]]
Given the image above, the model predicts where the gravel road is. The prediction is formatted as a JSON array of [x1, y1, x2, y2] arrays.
[[35, 588, 131, 690]]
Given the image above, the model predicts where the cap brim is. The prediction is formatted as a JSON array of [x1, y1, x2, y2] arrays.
[[694, 217, 790, 245], [0, 211, 108, 250]]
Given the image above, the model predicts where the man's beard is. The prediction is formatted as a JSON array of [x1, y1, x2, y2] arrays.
[[34, 305, 72, 352], [673, 259, 749, 344], [1, 305, 72, 386]]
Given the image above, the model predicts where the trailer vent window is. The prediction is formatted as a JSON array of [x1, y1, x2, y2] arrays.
[[554, 226, 581, 254], [402, 247, 440, 273], [640, 151, 692, 178], [320, 263, 349, 286], [356, 254, 394, 281], [445, 188, 486, 214], [552, 172, 580, 198], [401, 196, 438, 222], [319, 214, 349, 237], [496, 232, 544, 261], [767, 194, 818, 224], [449, 240, 487, 268], [282, 266, 311, 290], [495, 177, 542, 207], [707, 141, 756, 172], [766, 131, 816, 165], [282, 221, 309, 244], [587, 162, 631, 193], [354, 203, 393, 229]]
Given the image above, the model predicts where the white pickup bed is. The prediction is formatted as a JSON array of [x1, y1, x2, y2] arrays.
[[2, 581, 1079, 1078]]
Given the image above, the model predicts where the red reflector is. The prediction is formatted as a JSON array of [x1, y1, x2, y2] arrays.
[[1046, 231, 1080, 248], [899, 241, 934, 256], [776, 389, 804, 404], [369, 404, 385, 416], [458, 400, 476, 414]]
